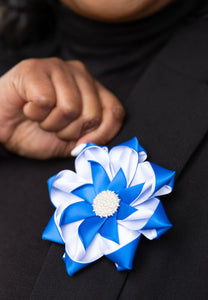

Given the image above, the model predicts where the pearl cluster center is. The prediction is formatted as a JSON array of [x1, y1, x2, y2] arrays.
[[92, 190, 120, 218]]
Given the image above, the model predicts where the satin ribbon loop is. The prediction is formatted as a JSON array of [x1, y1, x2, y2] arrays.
[[43, 137, 175, 275]]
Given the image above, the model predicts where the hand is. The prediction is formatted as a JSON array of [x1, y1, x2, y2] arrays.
[[0, 58, 125, 159]]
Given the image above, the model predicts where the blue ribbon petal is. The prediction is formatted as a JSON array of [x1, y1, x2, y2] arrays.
[[142, 201, 172, 238], [117, 202, 137, 220], [119, 183, 144, 206], [106, 235, 141, 270], [150, 162, 175, 194], [72, 184, 96, 204], [108, 168, 127, 194], [90, 161, 110, 195], [119, 137, 146, 156], [60, 201, 95, 226], [78, 216, 106, 250], [116, 265, 127, 271], [43, 137, 175, 276], [63, 251, 90, 276], [99, 213, 119, 244], [47, 174, 57, 196], [42, 213, 64, 244]]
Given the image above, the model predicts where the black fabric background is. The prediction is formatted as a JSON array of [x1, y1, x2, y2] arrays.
[[0, 1, 207, 299], [30, 44, 208, 300]]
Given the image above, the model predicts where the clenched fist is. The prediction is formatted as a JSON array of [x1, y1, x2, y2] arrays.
[[0, 58, 125, 159]]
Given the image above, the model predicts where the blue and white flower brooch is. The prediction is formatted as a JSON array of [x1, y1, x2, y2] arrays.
[[43, 137, 175, 275]]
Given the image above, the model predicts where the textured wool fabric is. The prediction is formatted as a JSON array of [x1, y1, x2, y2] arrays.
[[30, 42, 208, 300], [0, 1, 207, 299]]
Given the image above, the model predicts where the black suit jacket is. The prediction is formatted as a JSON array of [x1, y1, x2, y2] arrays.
[[0, 10, 208, 300]]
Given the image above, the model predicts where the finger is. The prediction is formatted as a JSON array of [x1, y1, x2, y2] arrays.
[[23, 102, 53, 122], [75, 81, 125, 146], [40, 69, 82, 132], [56, 73, 102, 141], [20, 71, 56, 121]]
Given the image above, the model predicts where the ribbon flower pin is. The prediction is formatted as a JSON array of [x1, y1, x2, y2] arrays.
[[43, 137, 175, 275]]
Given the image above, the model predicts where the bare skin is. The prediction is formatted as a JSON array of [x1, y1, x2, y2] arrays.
[[0, 1, 173, 159], [0, 58, 125, 159], [60, 0, 173, 22]]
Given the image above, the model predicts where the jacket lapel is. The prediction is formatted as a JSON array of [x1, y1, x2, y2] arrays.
[[30, 53, 208, 300], [113, 58, 208, 178]]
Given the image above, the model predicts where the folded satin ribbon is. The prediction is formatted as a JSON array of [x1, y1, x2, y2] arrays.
[[42, 137, 175, 275]]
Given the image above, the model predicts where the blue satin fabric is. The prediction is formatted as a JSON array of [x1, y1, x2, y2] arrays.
[[106, 236, 141, 270], [142, 201, 172, 237], [63, 252, 90, 276], [69, 166, 137, 251], [42, 213, 64, 244], [119, 136, 146, 155], [150, 162, 175, 194], [42, 137, 175, 275]]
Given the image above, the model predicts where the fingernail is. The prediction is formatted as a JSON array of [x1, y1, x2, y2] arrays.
[[71, 143, 87, 157]]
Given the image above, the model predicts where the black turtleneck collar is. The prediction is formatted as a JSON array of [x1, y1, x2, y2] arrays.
[[55, 0, 204, 98], [57, 0, 202, 55]]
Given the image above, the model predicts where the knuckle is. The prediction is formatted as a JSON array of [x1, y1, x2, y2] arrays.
[[28, 84, 55, 107], [19, 57, 64, 73], [70, 60, 88, 71], [12, 59, 40, 83], [111, 104, 125, 121], [18, 58, 40, 70], [58, 96, 81, 118], [58, 104, 80, 119], [37, 94, 54, 107], [82, 117, 101, 133], [49, 57, 63, 66]]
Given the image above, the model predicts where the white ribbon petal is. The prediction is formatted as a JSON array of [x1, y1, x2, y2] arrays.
[[129, 162, 156, 206], [118, 198, 159, 231], [109, 146, 139, 186], [75, 145, 112, 181], [153, 185, 173, 197], [50, 170, 90, 207], [44, 138, 174, 274], [57, 215, 141, 264], [54, 195, 84, 224], [139, 229, 157, 240], [99, 223, 140, 256], [63, 221, 103, 263]]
